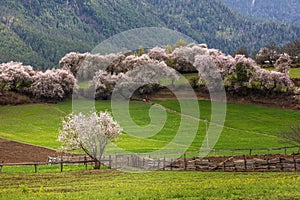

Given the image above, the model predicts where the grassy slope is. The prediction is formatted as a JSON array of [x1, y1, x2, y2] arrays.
[[265, 67, 300, 78], [0, 100, 300, 155], [0, 170, 299, 199], [290, 68, 300, 78]]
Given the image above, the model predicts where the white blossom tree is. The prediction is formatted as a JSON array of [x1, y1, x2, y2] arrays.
[[255, 47, 278, 65], [107, 54, 154, 74], [147, 47, 169, 61], [58, 111, 122, 169], [274, 53, 292, 74], [194, 54, 223, 90], [89, 70, 123, 100], [29, 69, 76, 101], [169, 44, 207, 73], [59, 52, 89, 76], [0, 62, 36, 93], [90, 61, 179, 100], [59, 52, 124, 81], [114, 61, 179, 99]]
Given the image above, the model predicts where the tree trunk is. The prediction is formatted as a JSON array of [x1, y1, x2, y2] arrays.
[[94, 160, 101, 170]]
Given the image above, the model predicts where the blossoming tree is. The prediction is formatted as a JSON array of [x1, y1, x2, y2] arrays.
[[274, 53, 292, 74], [58, 111, 122, 169], [0, 62, 36, 93], [29, 69, 76, 101]]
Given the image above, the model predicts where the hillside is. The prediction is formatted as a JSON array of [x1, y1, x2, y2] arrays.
[[220, 0, 300, 24], [0, 0, 300, 69]]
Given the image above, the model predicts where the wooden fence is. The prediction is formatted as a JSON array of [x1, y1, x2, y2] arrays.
[[170, 154, 300, 172], [0, 157, 112, 174], [205, 145, 300, 156], [1, 146, 299, 173]]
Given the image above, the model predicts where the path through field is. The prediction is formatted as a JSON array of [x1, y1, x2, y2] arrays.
[[149, 101, 278, 139]]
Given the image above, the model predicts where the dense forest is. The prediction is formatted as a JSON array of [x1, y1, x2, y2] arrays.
[[220, 0, 300, 24], [0, 0, 299, 69]]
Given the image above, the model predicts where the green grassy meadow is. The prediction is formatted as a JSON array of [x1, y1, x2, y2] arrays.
[[290, 68, 300, 78], [265, 67, 300, 78], [1, 100, 300, 199], [0, 100, 300, 154], [0, 170, 299, 200]]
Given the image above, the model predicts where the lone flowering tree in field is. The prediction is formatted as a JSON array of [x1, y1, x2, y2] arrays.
[[58, 111, 122, 169]]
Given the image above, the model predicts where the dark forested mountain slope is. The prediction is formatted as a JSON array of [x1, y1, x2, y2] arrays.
[[0, 0, 299, 69], [0, 0, 163, 68], [220, 0, 300, 24], [147, 0, 300, 53]]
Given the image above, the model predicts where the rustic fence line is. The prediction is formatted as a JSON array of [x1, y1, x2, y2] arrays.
[[171, 154, 300, 172], [0, 157, 112, 174], [206, 145, 300, 156], [1, 146, 299, 174]]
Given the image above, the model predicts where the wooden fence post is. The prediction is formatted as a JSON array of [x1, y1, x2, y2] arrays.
[[184, 153, 187, 171], [108, 155, 112, 169], [163, 156, 165, 171], [84, 156, 88, 170], [60, 157, 63, 172], [293, 155, 297, 172], [0, 164, 2, 174], [280, 157, 284, 171], [34, 163, 38, 173], [267, 157, 270, 170], [284, 146, 287, 156], [243, 155, 247, 171], [223, 156, 226, 171], [170, 159, 173, 171]]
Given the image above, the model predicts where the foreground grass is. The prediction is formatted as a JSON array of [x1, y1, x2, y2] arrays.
[[0, 170, 299, 200], [0, 100, 300, 154]]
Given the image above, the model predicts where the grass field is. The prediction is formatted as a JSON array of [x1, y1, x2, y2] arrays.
[[290, 68, 300, 78], [1, 100, 300, 200], [0, 100, 300, 155], [0, 170, 299, 200], [265, 67, 300, 78]]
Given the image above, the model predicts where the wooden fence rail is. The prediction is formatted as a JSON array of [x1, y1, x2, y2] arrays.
[[170, 154, 300, 172], [0, 159, 112, 174], [205, 145, 300, 156], [0, 146, 299, 174]]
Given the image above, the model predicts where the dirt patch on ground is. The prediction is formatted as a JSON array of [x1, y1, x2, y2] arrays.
[[0, 139, 70, 163]]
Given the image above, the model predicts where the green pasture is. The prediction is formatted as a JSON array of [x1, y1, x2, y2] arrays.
[[265, 67, 300, 78], [179, 68, 300, 79], [0, 100, 300, 155], [0, 170, 299, 199], [290, 68, 300, 78]]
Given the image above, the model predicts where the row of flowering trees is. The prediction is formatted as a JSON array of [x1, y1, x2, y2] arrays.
[[60, 52, 179, 100], [0, 43, 297, 102], [58, 43, 296, 100], [166, 44, 294, 93], [0, 62, 76, 101]]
